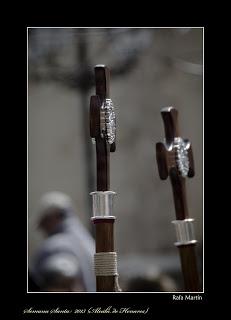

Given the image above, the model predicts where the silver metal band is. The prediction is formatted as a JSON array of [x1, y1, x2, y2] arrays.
[[174, 137, 190, 177], [163, 136, 190, 177], [172, 218, 197, 246], [90, 191, 116, 220], [100, 99, 116, 144]]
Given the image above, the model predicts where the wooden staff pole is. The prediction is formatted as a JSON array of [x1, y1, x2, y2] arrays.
[[89, 65, 120, 292], [156, 107, 201, 292]]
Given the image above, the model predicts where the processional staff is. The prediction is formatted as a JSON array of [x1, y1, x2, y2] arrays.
[[156, 106, 201, 292], [89, 65, 121, 292]]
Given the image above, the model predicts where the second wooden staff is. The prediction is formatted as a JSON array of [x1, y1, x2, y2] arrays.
[[156, 106, 201, 292]]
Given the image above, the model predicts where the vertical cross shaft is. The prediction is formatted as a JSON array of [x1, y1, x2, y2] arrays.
[[156, 106, 201, 292], [89, 65, 120, 292]]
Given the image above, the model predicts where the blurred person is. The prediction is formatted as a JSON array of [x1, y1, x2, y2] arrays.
[[37, 253, 85, 291], [29, 191, 95, 292]]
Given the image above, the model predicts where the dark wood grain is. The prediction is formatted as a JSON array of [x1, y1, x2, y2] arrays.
[[94, 219, 119, 291], [169, 167, 189, 220], [161, 107, 180, 146], [95, 66, 111, 191], [89, 95, 101, 138], [95, 65, 110, 99], [89, 65, 120, 291], [156, 142, 169, 180], [156, 106, 201, 291], [179, 245, 200, 291], [96, 139, 110, 191], [187, 143, 195, 178], [94, 65, 116, 153]]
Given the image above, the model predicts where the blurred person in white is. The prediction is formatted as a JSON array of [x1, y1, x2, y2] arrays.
[[37, 253, 85, 292], [30, 191, 95, 292]]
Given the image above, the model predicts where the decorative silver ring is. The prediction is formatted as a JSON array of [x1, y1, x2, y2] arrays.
[[172, 218, 197, 246], [90, 191, 116, 219], [100, 98, 116, 144], [173, 137, 190, 177]]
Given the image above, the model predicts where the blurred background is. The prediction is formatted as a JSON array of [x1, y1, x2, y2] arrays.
[[28, 27, 203, 291]]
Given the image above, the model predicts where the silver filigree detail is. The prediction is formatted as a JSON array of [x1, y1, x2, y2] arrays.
[[173, 137, 190, 177], [100, 98, 116, 144]]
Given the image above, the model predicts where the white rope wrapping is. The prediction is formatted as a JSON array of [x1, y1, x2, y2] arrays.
[[94, 252, 118, 276]]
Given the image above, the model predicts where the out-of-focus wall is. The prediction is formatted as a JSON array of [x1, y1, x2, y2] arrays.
[[28, 28, 203, 268]]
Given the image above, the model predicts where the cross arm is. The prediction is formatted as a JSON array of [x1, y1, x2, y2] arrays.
[[90, 65, 116, 152], [156, 106, 195, 179], [161, 106, 180, 146], [155, 106, 201, 291]]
